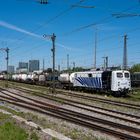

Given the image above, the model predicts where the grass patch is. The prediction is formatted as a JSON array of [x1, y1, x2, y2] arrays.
[[30, 132, 39, 140], [0, 122, 28, 140], [0, 112, 39, 140], [128, 90, 140, 101], [0, 112, 28, 140]]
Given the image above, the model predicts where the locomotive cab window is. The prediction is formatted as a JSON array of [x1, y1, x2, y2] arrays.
[[117, 73, 123, 78], [88, 73, 92, 77], [124, 73, 129, 78]]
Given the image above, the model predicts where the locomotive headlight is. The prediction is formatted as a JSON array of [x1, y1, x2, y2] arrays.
[[118, 82, 120, 86]]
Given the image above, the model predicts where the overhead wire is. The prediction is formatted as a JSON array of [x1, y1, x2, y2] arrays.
[[11, 1, 139, 55], [10, 22, 140, 68], [7, 0, 89, 66], [62, 3, 140, 36], [2, 1, 140, 69], [5, 0, 87, 52]]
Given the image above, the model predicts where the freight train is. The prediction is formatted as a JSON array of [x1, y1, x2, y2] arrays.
[[58, 70, 131, 96], [0, 69, 131, 96]]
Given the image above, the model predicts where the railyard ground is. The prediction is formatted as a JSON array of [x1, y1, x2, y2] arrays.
[[0, 80, 140, 140], [0, 81, 112, 140], [0, 104, 109, 140]]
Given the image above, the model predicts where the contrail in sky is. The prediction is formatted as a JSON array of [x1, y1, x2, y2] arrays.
[[0, 20, 78, 51], [0, 20, 42, 39]]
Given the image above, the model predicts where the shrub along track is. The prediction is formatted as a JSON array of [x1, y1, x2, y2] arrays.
[[0, 87, 140, 139]]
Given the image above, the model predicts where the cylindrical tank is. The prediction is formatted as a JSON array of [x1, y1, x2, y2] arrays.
[[39, 74, 46, 82], [58, 73, 70, 83], [69, 73, 75, 83], [21, 74, 28, 81]]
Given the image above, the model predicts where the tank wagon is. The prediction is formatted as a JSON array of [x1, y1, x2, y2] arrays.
[[59, 70, 131, 96]]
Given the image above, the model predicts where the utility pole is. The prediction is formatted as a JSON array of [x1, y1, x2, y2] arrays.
[[106, 56, 108, 69], [6, 48, 9, 82], [94, 28, 97, 69], [58, 64, 60, 72], [73, 62, 75, 71], [42, 59, 45, 70], [51, 33, 56, 93], [102, 57, 105, 70], [102, 56, 108, 70], [67, 54, 69, 71], [123, 35, 128, 70], [43, 33, 56, 93], [0, 47, 9, 87]]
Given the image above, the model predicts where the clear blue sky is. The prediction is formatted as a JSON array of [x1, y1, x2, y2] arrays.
[[0, 0, 140, 71]]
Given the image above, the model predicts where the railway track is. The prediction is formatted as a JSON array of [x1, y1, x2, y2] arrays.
[[0, 87, 140, 139], [13, 85, 140, 110], [9, 82, 140, 110], [9, 86, 140, 121], [56, 89, 140, 109]]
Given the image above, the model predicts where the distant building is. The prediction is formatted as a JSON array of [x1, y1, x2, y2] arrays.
[[16, 68, 28, 74], [29, 60, 39, 72], [8, 66, 15, 74], [19, 62, 28, 69]]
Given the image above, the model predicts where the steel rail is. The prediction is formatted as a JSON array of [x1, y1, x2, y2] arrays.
[[0, 96, 140, 140], [12, 86, 140, 119], [11, 84, 140, 110], [0, 89, 140, 134], [3, 87, 140, 125]]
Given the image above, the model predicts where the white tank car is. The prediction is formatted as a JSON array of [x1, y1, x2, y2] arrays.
[[32, 73, 39, 82], [14, 74, 20, 81], [18, 74, 22, 81], [68, 70, 131, 96], [27, 74, 33, 79], [58, 73, 70, 83], [12, 74, 16, 80], [21, 74, 28, 81], [14, 74, 19, 81], [0, 74, 4, 80], [26, 74, 34, 83], [39, 74, 46, 82]]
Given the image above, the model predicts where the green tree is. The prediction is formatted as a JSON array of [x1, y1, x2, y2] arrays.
[[130, 64, 140, 73]]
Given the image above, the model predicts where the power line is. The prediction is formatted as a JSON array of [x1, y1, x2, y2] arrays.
[[62, 4, 139, 35], [10, 29, 140, 65], [5, 0, 86, 52]]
